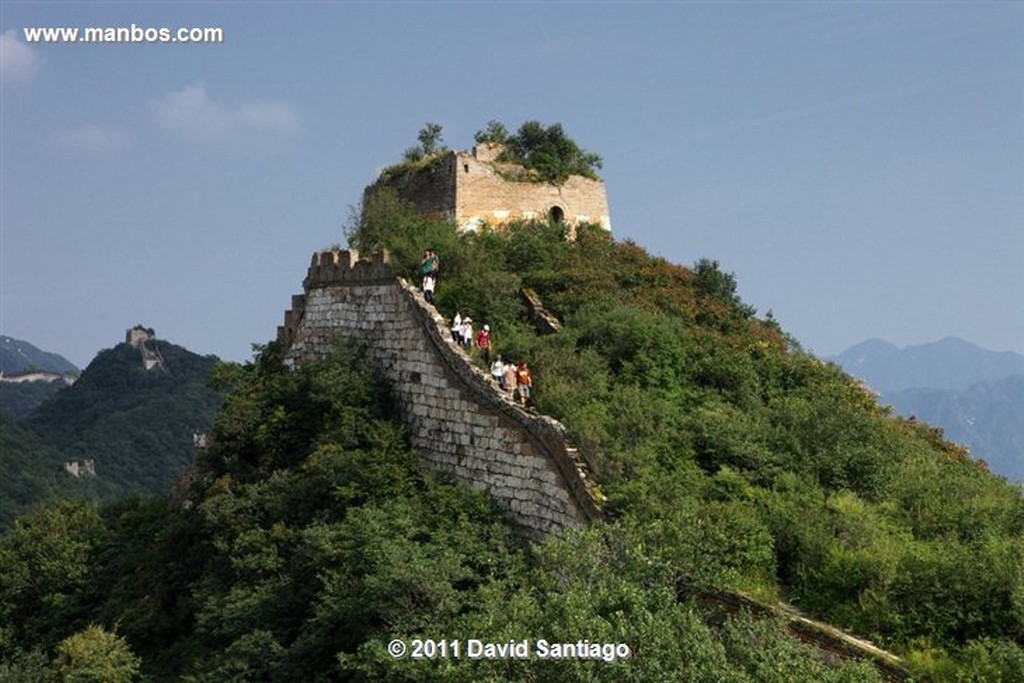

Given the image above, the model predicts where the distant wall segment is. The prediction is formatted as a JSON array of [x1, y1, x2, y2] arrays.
[[278, 250, 603, 539]]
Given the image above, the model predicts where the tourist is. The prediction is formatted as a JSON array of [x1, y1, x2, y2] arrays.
[[491, 355, 505, 388], [418, 249, 439, 294], [419, 248, 439, 278], [422, 273, 436, 304], [516, 362, 532, 406], [451, 312, 462, 343], [503, 361, 518, 397], [476, 324, 492, 364], [460, 316, 474, 349]]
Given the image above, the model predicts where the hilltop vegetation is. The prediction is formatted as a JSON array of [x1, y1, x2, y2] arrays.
[[353, 205, 1024, 679], [474, 120, 603, 182], [379, 120, 602, 185], [0, 347, 885, 682], [1, 209, 1022, 680]]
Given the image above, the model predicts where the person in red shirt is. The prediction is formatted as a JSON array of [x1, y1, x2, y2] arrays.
[[475, 324, 491, 364]]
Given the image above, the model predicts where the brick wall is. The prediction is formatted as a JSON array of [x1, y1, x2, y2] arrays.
[[363, 148, 611, 233], [279, 250, 603, 539]]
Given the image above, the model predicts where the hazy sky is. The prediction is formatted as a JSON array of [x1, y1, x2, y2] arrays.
[[2, 2, 1022, 368]]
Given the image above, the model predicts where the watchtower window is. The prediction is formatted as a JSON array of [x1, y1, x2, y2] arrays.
[[549, 206, 565, 223], [463, 164, 470, 173]]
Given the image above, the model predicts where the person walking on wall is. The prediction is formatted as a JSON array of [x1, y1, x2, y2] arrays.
[[491, 355, 505, 388], [422, 273, 436, 304], [451, 312, 462, 343], [476, 324, 492, 364], [419, 248, 439, 295], [503, 361, 518, 398], [516, 362, 532, 407]]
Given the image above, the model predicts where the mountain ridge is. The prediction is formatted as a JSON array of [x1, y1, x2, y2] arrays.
[[830, 337, 1024, 481], [0, 335, 79, 377], [829, 336, 1024, 393]]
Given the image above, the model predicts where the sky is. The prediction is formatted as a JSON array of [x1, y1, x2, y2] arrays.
[[1, 2, 1021, 369]]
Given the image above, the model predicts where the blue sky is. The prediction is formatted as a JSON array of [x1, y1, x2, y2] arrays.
[[2, 2, 1021, 368]]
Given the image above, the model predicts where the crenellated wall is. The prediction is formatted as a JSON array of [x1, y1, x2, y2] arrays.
[[278, 249, 603, 539]]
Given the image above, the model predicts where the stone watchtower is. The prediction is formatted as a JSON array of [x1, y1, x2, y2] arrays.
[[364, 143, 611, 235], [124, 325, 163, 371]]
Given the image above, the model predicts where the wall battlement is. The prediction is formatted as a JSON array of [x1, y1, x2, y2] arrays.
[[279, 249, 603, 539], [303, 249, 393, 287]]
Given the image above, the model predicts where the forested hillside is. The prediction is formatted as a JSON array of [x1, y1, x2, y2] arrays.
[[23, 341, 223, 498], [0, 414, 85, 529], [831, 338, 1024, 481], [0, 380, 67, 421], [1, 210, 1021, 680]]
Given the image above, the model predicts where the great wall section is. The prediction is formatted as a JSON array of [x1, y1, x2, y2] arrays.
[[277, 249, 915, 682], [277, 249, 604, 540]]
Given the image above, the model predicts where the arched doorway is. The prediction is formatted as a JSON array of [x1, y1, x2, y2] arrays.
[[549, 206, 565, 223]]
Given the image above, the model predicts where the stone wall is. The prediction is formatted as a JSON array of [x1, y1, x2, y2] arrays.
[[452, 147, 611, 233], [363, 156, 458, 223], [279, 249, 603, 539], [363, 146, 611, 234]]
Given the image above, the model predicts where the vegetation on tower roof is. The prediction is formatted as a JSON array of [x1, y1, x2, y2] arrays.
[[378, 120, 603, 185], [475, 119, 603, 183]]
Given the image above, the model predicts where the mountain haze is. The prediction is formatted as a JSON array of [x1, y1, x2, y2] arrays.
[[831, 338, 1024, 480], [0, 337, 80, 418], [0, 336, 79, 376], [830, 337, 1024, 393]]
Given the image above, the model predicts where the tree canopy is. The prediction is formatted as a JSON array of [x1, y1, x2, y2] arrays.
[[2, 210, 1023, 681], [476, 119, 603, 183]]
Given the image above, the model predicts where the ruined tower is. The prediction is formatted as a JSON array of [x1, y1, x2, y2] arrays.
[[364, 144, 611, 234]]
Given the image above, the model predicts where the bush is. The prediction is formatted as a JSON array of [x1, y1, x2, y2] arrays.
[[52, 626, 141, 682]]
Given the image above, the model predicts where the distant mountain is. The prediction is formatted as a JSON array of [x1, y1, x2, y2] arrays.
[[884, 375, 1024, 481], [829, 337, 1024, 393], [831, 338, 1024, 481], [10, 336, 224, 504], [0, 335, 79, 376], [0, 337, 79, 420]]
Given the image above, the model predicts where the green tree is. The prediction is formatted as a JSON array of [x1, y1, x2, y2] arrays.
[[0, 499, 104, 652], [51, 625, 141, 682], [417, 123, 444, 155], [472, 119, 509, 145], [403, 122, 446, 162], [497, 120, 603, 183]]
